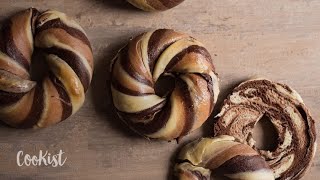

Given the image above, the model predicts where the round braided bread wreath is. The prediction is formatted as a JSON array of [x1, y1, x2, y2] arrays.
[[111, 29, 219, 140], [127, 0, 185, 11], [214, 79, 317, 180], [0, 8, 93, 128]]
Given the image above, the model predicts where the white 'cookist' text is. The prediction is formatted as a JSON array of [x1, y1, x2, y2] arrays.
[[17, 150, 67, 167]]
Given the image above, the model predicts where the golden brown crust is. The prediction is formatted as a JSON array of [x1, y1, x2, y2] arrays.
[[0, 8, 93, 128], [214, 79, 317, 180], [111, 29, 219, 140]]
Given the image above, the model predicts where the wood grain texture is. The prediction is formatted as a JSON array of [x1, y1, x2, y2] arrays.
[[0, 0, 319, 179]]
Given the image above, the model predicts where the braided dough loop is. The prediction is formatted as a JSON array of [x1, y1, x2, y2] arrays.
[[0, 8, 93, 128], [111, 29, 219, 140], [127, 0, 184, 11], [214, 79, 316, 180], [175, 135, 275, 180]]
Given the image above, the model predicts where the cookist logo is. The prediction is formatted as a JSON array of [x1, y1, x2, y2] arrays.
[[17, 150, 67, 167]]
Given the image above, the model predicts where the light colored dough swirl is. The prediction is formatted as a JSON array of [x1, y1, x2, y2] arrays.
[[214, 79, 316, 180], [0, 8, 93, 128], [175, 135, 275, 180], [127, 0, 184, 11], [111, 29, 219, 140]]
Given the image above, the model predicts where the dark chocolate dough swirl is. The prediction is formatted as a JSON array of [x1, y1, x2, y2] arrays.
[[127, 0, 184, 11], [175, 135, 275, 180], [111, 29, 219, 140], [0, 8, 93, 128], [214, 79, 316, 180]]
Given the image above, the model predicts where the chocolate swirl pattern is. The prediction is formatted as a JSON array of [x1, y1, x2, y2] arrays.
[[175, 135, 275, 180], [127, 0, 184, 11], [0, 8, 93, 128], [111, 29, 219, 140], [214, 79, 316, 180]]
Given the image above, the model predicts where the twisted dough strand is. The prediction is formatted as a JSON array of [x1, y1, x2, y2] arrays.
[[0, 8, 93, 128], [111, 29, 219, 140], [127, 0, 184, 11]]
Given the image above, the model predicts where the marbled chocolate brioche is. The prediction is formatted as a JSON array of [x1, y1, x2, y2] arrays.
[[214, 79, 316, 180], [0, 8, 93, 128], [111, 29, 219, 140], [127, 0, 184, 11], [175, 135, 275, 180]]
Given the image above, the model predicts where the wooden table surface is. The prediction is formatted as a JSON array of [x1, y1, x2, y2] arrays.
[[0, 0, 319, 179]]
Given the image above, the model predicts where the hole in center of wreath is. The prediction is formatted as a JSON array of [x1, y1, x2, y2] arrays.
[[154, 74, 175, 97], [30, 49, 50, 82], [252, 114, 278, 151]]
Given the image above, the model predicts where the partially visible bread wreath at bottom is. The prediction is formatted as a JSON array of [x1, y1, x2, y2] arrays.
[[214, 79, 316, 180], [175, 135, 275, 180]]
